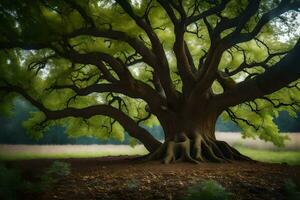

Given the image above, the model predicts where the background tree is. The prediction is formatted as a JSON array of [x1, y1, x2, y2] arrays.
[[0, 0, 300, 163]]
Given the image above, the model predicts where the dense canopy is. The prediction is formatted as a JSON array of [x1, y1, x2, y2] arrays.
[[0, 0, 300, 163]]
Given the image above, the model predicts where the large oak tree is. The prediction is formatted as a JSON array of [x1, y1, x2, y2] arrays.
[[0, 0, 300, 163]]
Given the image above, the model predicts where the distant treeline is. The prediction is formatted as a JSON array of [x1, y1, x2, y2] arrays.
[[0, 99, 299, 144]]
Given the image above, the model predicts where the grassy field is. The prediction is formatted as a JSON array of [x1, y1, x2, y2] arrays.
[[235, 146, 300, 165], [0, 133, 299, 165], [0, 144, 300, 165], [0, 144, 148, 160]]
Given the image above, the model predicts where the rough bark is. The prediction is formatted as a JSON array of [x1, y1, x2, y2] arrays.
[[143, 99, 251, 164], [145, 116, 251, 164]]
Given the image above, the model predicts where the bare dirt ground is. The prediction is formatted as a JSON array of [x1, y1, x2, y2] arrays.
[[7, 157, 300, 200]]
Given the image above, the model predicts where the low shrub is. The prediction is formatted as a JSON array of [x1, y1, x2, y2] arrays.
[[183, 180, 229, 200], [283, 179, 300, 200], [0, 161, 71, 199], [0, 164, 25, 200], [127, 179, 139, 190], [39, 161, 71, 190]]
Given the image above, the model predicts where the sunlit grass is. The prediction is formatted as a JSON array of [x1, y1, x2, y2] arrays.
[[0, 145, 300, 165], [236, 146, 300, 165], [0, 152, 140, 160], [0, 145, 148, 160]]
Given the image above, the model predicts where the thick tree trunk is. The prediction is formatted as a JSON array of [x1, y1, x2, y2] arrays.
[[145, 113, 252, 164]]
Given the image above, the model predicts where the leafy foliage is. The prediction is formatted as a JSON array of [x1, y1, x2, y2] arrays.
[[0, 0, 299, 147]]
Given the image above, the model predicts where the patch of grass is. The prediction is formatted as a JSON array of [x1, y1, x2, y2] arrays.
[[127, 179, 139, 190], [0, 164, 25, 200], [283, 179, 300, 200], [38, 161, 71, 190], [1, 145, 300, 165], [0, 152, 113, 160], [236, 146, 300, 165], [0, 145, 148, 160], [0, 161, 71, 199], [183, 180, 229, 200]]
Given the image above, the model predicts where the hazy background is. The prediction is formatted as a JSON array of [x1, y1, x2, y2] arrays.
[[0, 98, 299, 145]]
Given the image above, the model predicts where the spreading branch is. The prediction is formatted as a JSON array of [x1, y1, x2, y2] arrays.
[[214, 39, 300, 109], [0, 83, 161, 152]]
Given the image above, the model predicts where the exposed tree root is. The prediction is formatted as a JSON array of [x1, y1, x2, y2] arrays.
[[142, 135, 252, 164]]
